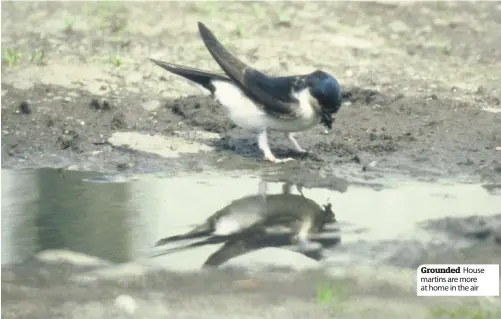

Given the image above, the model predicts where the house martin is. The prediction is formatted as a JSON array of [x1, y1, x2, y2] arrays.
[[152, 181, 339, 267], [149, 22, 343, 163]]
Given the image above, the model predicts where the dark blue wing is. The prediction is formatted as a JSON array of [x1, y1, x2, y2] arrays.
[[197, 22, 306, 119]]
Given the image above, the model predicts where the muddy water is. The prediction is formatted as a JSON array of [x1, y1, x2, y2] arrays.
[[1, 168, 500, 270]]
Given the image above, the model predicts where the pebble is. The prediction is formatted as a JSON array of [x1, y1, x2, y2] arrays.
[[86, 82, 109, 96], [19, 101, 31, 114], [89, 98, 112, 111], [114, 294, 138, 315]]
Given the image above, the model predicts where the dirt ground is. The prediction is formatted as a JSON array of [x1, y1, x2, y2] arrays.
[[2, 248, 501, 319], [2, 2, 501, 318], [2, 1, 501, 181]]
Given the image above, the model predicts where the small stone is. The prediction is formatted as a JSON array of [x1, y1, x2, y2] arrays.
[[111, 112, 127, 129], [362, 160, 378, 171], [90, 98, 112, 111], [63, 97, 71, 102], [19, 101, 31, 114], [102, 100, 111, 110], [90, 98, 100, 110], [58, 130, 79, 150], [86, 82, 109, 96], [476, 85, 485, 95], [116, 162, 132, 171], [114, 294, 137, 315]]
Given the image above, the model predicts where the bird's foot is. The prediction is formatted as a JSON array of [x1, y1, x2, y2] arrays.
[[275, 157, 296, 163], [294, 146, 308, 154], [265, 155, 295, 163]]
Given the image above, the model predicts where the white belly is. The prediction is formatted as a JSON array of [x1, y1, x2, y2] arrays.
[[212, 81, 321, 133]]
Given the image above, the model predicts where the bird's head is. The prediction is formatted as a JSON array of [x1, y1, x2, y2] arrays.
[[307, 70, 343, 129], [322, 203, 337, 224]]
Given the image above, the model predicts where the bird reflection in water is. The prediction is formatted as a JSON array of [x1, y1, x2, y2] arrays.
[[152, 181, 341, 267]]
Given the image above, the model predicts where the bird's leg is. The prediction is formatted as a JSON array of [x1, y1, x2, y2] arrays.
[[296, 184, 305, 197], [259, 180, 268, 195], [294, 219, 317, 252], [258, 130, 294, 163], [282, 182, 304, 196], [286, 133, 307, 153], [258, 129, 276, 161], [258, 180, 268, 202], [282, 182, 292, 194]]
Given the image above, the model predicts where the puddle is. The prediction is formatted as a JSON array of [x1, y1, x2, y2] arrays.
[[1, 168, 500, 271]]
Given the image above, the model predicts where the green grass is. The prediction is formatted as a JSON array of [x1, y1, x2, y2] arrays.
[[2, 46, 48, 67], [276, 11, 292, 27], [315, 279, 350, 315], [236, 23, 245, 38], [2, 48, 20, 67], [109, 54, 121, 67], [63, 17, 75, 33], [30, 48, 45, 64]]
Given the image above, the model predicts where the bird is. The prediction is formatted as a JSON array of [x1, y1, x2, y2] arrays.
[[152, 181, 340, 267], [149, 21, 343, 163]]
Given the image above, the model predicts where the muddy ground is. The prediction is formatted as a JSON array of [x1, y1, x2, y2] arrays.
[[2, 1, 501, 181], [2, 2, 501, 318]]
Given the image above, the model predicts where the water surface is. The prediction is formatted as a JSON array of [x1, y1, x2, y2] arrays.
[[2, 168, 499, 269]]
